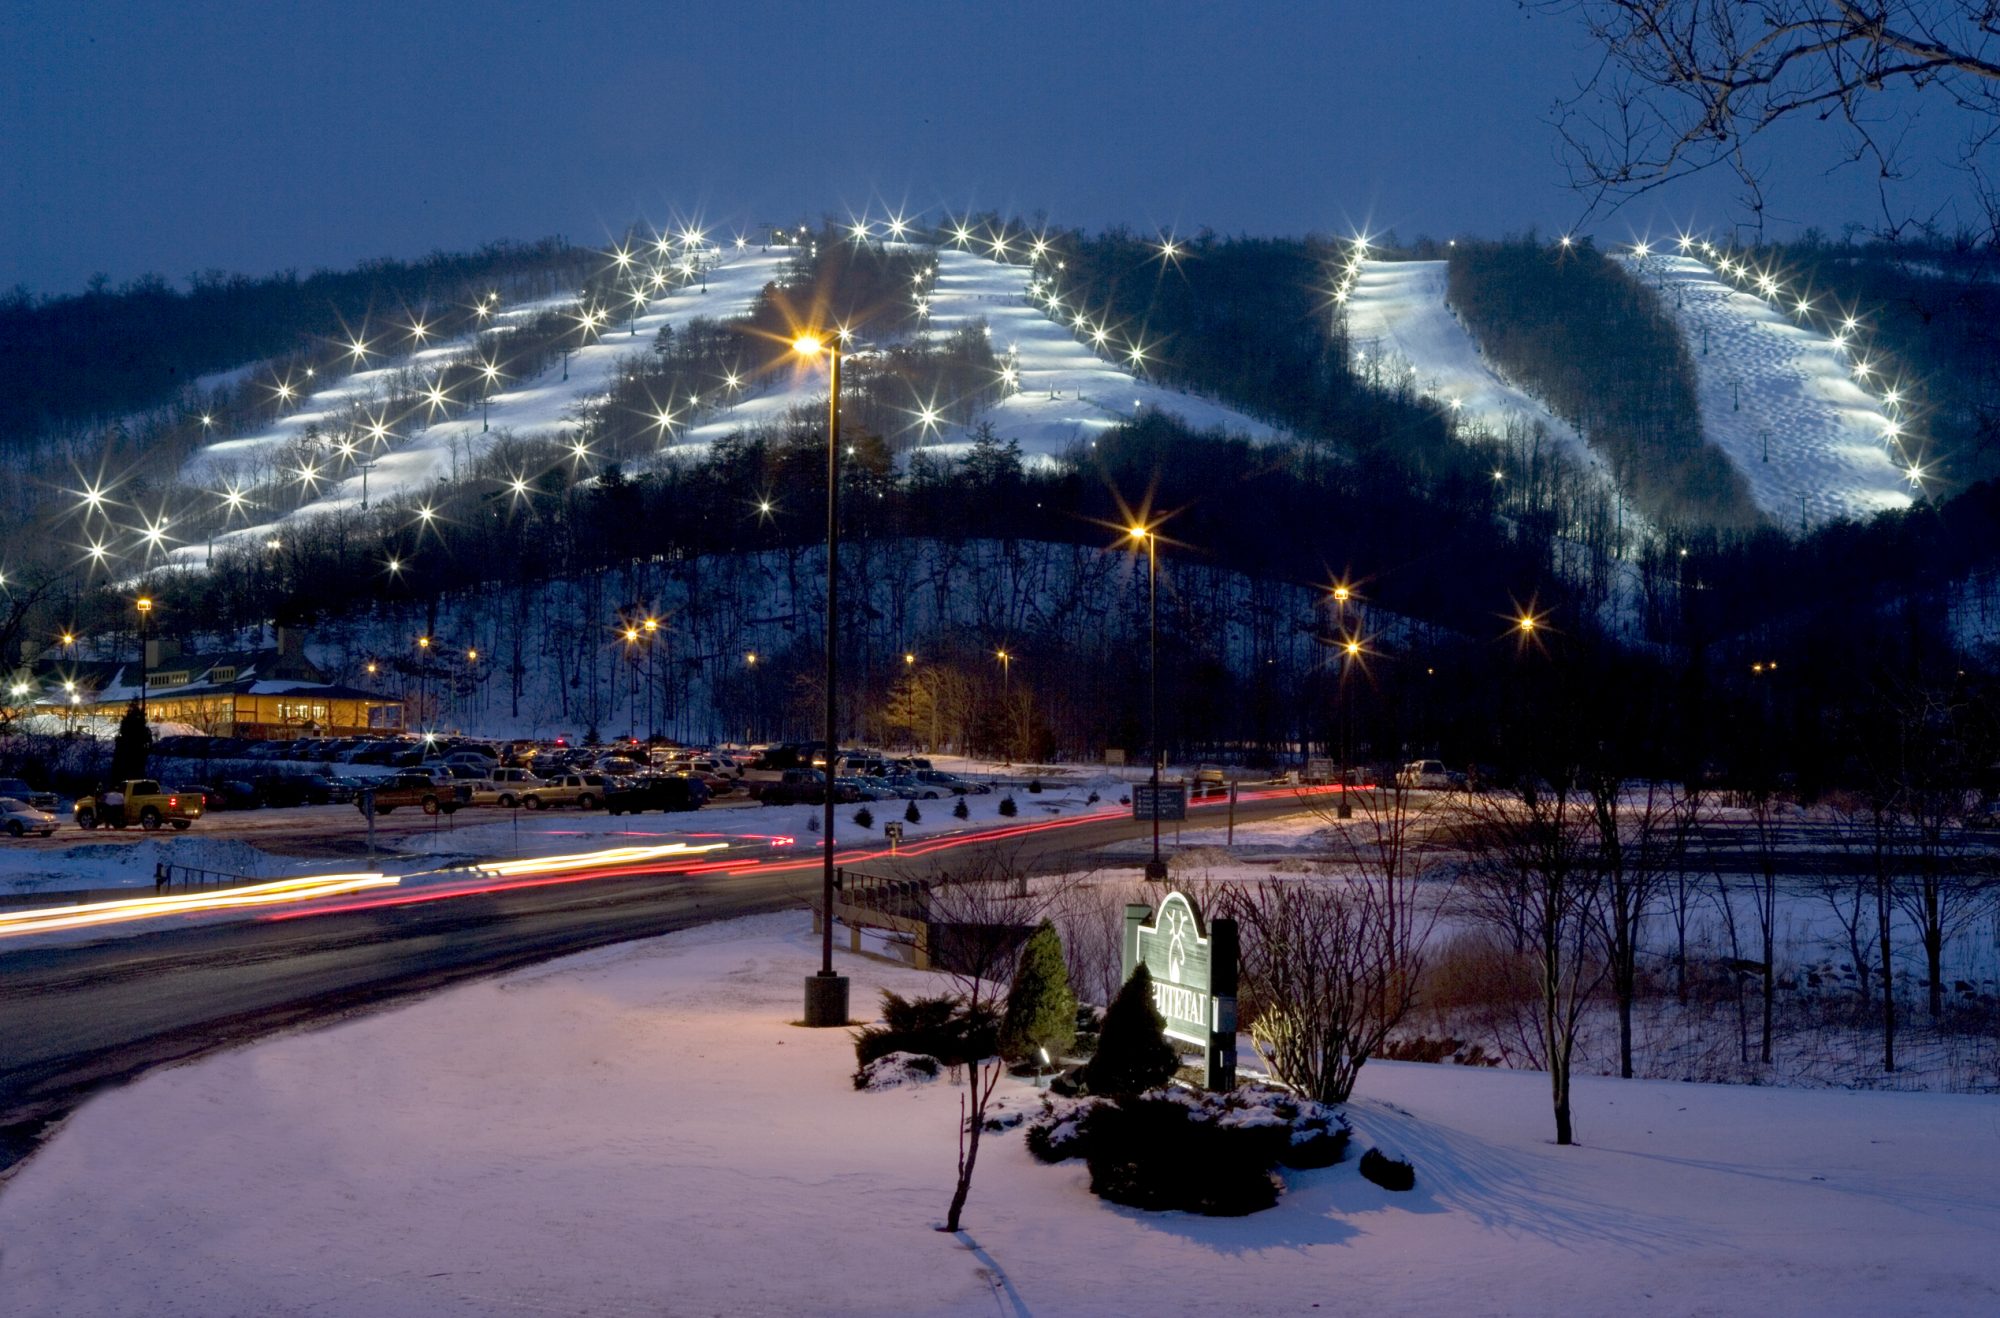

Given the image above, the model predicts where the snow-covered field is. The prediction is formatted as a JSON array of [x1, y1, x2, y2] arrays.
[[1623, 252, 1914, 528], [4, 910, 1994, 1316], [1345, 259, 1598, 471]]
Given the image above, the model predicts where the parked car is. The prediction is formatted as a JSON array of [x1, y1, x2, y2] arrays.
[[603, 776, 709, 815], [879, 774, 941, 800], [0, 797, 57, 838], [836, 776, 895, 802], [0, 778, 59, 812], [757, 769, 830, 806], [1395, 759, 1467, 791], [519, 773, 610, 810], [471, 767, 547, 807], [360, 773, 471, 816], [917, 770, 988, 795]]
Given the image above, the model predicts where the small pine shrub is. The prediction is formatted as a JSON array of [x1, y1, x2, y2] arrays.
[[998, 796, 1019, 817], [1027, 778, 1044, 793], [852, 1051, 940, 1091], [953, 796, 970, 819], [805, 814, 819, 832], [1359, 1147, 1416, 1191], [852, 991, 998, 1068], [1083, 966, 1179, 1095], [999, 920, 1078, 1061], [1087, 790, 1100, 804], [1023, 1095, 1109, 1162], [904, 799, 921, 824], [853, 806, 874, 829]]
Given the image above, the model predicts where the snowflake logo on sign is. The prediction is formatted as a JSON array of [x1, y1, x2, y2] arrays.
[[1161, 905, 1193, 983]]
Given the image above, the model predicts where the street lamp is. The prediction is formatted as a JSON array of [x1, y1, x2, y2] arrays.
[[793, 329, 849, 1027], [1128, 522, 1166, 878], [643, 617, 660, 739], [1330, 582, 1355, 818], [135, 596, 154, 715]]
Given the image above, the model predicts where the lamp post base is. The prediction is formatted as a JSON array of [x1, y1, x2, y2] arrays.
[[803, 972, 850, 1027]]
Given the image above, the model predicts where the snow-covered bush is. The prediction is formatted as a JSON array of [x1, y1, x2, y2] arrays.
[[853, 1051, 941, 1092], [904, 799, 921, 824], [998, 796, 1018, 817], [1359, 1146, 1415, 1191], [853, 806, 875, 830], [1027, 778, 1043, 793], [1024, 1095, 1112, 1163]]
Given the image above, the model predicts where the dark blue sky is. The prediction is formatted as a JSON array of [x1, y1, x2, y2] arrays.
[[2, 0, 1971, 294]]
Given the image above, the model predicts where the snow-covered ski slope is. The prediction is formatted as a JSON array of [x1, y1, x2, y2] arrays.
[[1622, 251, 1913, 527], [1343, 260, 1599, 471], [916, 247, 1282, 456], [182, 247, 792, 520], [170, 241, 1280, 564]]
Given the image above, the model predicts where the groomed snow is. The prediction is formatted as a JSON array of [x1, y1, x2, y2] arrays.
[[4, 911, 1995, 1315], [1344, 259, 1600, 472], [1623, 253, 1914, 528], [170, 238, 1283, 567]]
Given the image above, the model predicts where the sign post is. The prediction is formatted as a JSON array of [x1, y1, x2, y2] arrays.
[[884, 821, 903, 854], [1122, 891, 1238, 1090]]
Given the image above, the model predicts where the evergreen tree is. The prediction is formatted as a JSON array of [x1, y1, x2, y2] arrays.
[[1085, 965, 1180, 1095], [953, 796, 970, 820], [904, 799, 922, 824], [999, 920, 1078, 1061], [109, 701, 151, 783]]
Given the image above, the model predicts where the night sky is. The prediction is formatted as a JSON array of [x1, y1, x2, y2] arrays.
[[2, 0, 1975, 294]]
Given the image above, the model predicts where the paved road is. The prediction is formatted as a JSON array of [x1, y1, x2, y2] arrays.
[[0, 791, 1318, 1174]]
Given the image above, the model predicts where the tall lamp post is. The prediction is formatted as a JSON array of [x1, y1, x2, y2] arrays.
[[1127, 524, 1166, 879], [136, 596, 154, 717], [1332, 584, 1354, 819], [794, 329, 849, 1027], [643, 616, 660, 741]]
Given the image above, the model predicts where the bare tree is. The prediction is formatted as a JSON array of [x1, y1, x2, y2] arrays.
[[1586, 774, 1679, 1078], [1458, 775, 1605, 1145], [1214, 860, 1437, 1104], [903, 851, 1073, 1234], [1552, 1, 2000, 238]]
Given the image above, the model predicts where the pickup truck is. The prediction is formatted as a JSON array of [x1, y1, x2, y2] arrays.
[[358, 773, 471, 816], [75, 779, 203, 831], [1395, 759, 1467, 791], [0, 777, 59, 812], [519, 773, 609, 810]]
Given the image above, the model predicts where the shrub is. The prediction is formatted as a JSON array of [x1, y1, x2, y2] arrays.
[[852, 991, 998, 1068], [998, 796, 1019, 817], [953, 796, 970, 819], [853, 806, 875, 830], [1027, 778, 1044, 793], [1086, 791, 1100, 804], [1024, 1095, 1110, 1163], [1085, 1093, 1281, 1216], [1000, 920, 1078, 1061], [905, 799, 922, 824], [1359, 1147, 1416, 1191], [1084, 966, 1180, 1095], [853, 1051, 941, 1091]]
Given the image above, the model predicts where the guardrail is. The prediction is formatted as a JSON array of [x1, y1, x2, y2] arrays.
[[153, 862, 259, 893]]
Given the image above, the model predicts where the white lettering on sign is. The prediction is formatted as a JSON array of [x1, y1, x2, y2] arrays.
[[1151, 980, 1209, 1036]]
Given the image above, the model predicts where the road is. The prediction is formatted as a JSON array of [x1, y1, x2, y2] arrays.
[[0, 789, 1319, 1175]]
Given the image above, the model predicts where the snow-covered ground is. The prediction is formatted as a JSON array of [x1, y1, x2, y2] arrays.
[[4, 910, 1994, 1316], [1345, 259, 1599, 472], [1623, 252, 1914, 528]]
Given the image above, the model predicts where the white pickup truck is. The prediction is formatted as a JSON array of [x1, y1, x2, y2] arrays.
[[1395, 759, 1467, 791]]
